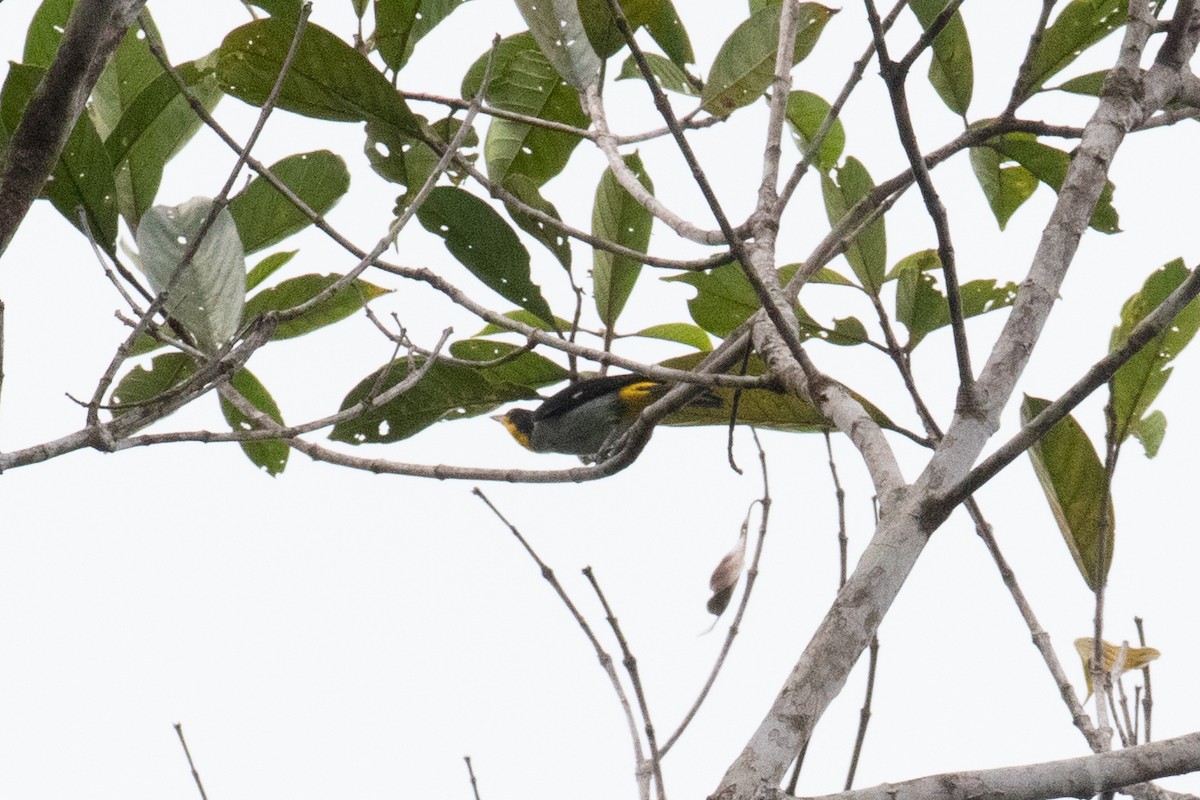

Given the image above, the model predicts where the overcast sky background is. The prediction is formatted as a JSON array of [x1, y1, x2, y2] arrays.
[[0, 1, 1197, 799]]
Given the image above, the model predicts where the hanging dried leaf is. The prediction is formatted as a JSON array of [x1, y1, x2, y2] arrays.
[[707, 522, 748, 617]]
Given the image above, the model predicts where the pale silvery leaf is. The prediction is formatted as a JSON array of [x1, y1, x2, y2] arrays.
[[136, 197, 247, 353], [514, 0, 601, 91]]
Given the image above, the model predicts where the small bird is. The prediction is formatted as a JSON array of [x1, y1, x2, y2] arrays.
[[492, 373, 722, 456]]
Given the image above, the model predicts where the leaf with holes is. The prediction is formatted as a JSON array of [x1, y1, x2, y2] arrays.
[[462, 33, 587, 186], [701, 3, 834, 117], [220, 368, 289, 475], [218, 18, 421, 136], [502, 174, 572, 270], [970, 144, 1038, 230], [375, 0, 473, 70], [330, 358, 541, 444], [593, 152, 654, 327], [416, 186, 554, 324], [228, 150, 350, 254], [448, 339, 569, 388], [617, 53, 697, 95], [514, 0, 602, 91], [135, 197, 247, 353], [1022, 395, 1114, 591], [109, 353, 197, 414]]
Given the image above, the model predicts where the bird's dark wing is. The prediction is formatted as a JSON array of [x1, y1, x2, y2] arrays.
[[532, 374, 652, 421]]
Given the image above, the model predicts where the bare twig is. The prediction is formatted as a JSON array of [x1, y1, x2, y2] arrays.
[[463, 756, 483, 800], [173, 723, 209, 800], [1135, 617, 1154, 743]]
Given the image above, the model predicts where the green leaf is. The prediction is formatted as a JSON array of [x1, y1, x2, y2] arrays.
[[0, 63, 118, 254], [593, 152, 654, 327], [893, 251, 1018, 348], [821, 156, 886, 292], [243, 274, 391, 339], [246, 250, 298, 291], [462, 33, 587, 186], [363, 118, 441, 195], [416, 186, 554, 324], [135, 197, 247, 353], [22, 0, 72, 67], [1021, 395, 1114, 591], [502, 174, 572, 270], [969, 144, 1038, 229], [577, 0, 652, 58], [784, 90, 845, 172], [103, 58, 224, 227], [644, 0, 694, 65], [330, 358, 543, 444], [514, 0, 602, 90], [1108, 258, 1200, 450], [220, 368, 289, 475], [246, 0, 304, 23], [109, 352, 197, 413], [90, 12, 166, 139], [375, 0, 472, 71], [1017, 0, 1140, 101], [908, 0, 973, 115], [701, 3, 834, 117], [633, 322, 712, 351], [217, 18, 421, 135], [983, 133, 1119, 233], [475, 309, 574, 335], [1053, 69, 1108, 96], [617, 52, 698, 95], [353, 0, 370, 18], [1131, 409, 1166, 458], [447, 339, 569, 387], [227, 150, 350, 254]]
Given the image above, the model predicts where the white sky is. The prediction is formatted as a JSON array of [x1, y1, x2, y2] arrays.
[[0, 1, 1197, 799]]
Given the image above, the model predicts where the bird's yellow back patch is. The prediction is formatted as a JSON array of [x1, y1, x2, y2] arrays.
[[616, 381, 660, 411]]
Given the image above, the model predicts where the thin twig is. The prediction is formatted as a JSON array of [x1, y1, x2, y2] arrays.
[[173, 723, 209, 800], [463, 756, 483, 800], [470, 489, 649, 794], [844, 636, 880, 790], [1135, 617, 1154, 743], [583, 566, 665, 800]]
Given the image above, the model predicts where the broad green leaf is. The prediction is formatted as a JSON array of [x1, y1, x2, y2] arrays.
[[908, 0, 973, 115], [243, 274, 390, 339], [593, 152, 654, 327], [821, 156, 885, 292], [969, 144, 1038, 229], [227, 150, 350, 254], [103, 58, 224, 227], [0, 64, 118, 254], [514, 0, 602, 91], [617, 53, 698, 95], [784, 90, 845, 172], [330, 358, 542, 444], [1054, 69, 1108, 96], [1108, 259, 1200, 452], [462, 33, 587, 186], [220, 368, 289, 475], [475, 309, 574, 335], [1022, 395, 1114, 591], [246, 250, 298, 291], [701, 3, 834, 116], [135, 197, 247, 353], [644, 0, 694, 65], [502, 174, 572, 270], [1016, 0, 1159, 101], [109, 352, 197, 412], [1073, 637, 1161, 698], [893, 251, 1018, 347], [983, 133, 1119, 233], [448, 339, 570, 388], [375, 0, 472, 71], [416, 186, 554, 324], [363, 118, 441, 195], [634, 323, 712, 351], [90, 12, 165, 139], [577, 0, 657, 58], [217, 18, 421, 136], [22, 0, 72, 67]]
